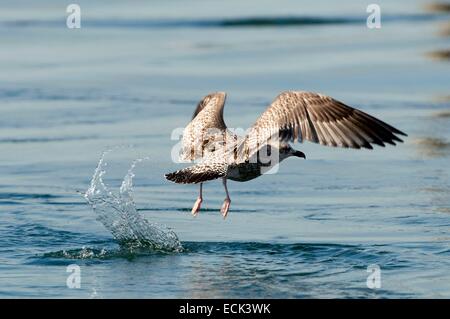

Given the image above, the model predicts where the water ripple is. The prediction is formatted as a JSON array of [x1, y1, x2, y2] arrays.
[[1, 14, 446, 29]]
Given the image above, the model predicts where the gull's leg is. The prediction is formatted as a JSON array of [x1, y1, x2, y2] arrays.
[[191, 183, 203, 216], [220, 178, 231, 219]]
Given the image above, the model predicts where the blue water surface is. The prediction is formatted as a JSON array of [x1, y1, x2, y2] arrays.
[[0, 0, 449, 298]]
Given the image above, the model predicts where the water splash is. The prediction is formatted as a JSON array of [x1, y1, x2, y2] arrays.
[[84, 151, 183, 252]]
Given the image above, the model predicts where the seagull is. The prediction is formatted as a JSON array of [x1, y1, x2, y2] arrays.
[[165, 91, 406, 218]]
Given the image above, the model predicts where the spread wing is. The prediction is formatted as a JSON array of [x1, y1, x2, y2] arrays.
[[180, 92, 229, 162], [242, 91, 407, 158]]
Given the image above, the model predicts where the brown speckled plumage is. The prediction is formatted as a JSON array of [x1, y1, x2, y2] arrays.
[[166, 91, 406, 185], [241, 91, 406, 160], [165, 91, 406, 218]]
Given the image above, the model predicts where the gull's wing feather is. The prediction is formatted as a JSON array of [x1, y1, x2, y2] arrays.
[[243, 91, 407, 157], [180, 92, 228, 161], [192, 93, 219, 119]]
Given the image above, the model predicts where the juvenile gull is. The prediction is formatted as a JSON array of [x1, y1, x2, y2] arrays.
[[165, 91, 406, 218]]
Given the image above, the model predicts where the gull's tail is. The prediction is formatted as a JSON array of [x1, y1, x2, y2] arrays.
[[165, 163, 227, 184]]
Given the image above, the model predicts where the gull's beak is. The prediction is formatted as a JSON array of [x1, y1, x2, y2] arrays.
[[293, 150, 306, 159]]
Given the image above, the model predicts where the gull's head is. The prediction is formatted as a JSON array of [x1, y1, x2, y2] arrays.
[[279, 143, 306, 161]]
